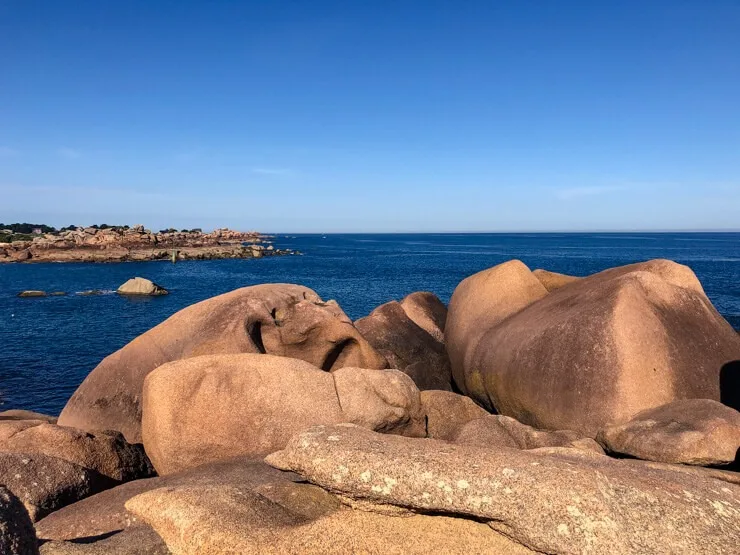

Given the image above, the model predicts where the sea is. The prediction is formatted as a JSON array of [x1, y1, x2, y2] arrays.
[[1, 232, 739, 416]]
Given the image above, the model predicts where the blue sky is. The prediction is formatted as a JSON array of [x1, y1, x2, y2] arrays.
[[1, 1, 739, 232]]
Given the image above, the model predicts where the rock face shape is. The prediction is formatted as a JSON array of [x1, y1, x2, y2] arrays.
[[267, 424, 740, 555], [453, 415, 604, 454], [125, 474, 531, 555], [0, 487, 38, 555], [446, 259, 740, 436], [0, 421, 153, 482], [116, 277, 167, 296], [421, 390, 489, 440], [355, 292, 452, 390], [0, 453, 114, 521], [597, 399, 740, 466], [59, 284, 387, 442], [532, 269, 580, 292], [142, 354, 424, 475]]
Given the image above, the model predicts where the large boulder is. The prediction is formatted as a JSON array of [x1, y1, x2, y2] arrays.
[[125, 479, 531, 555], [421, 390, 489, 440], [0, 421, 153, 482], [0, 453, 114, 521], [355, 292, 452, 390], [141, 354, 424, 475], [399, 291, 447, 342], [267, 424, 740, 555], [116, 277, 168, 296], [39, 526, 167, 554], [59, 284, 387, 442], [0, 487, 38, 555], [446, 259, 740, 436], [597, 399, 740, 466]]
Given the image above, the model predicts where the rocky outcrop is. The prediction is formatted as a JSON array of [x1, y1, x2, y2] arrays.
[[59, 284, 386, 442], [421, 390, 490, 440], [597, 399, 740, 466], [0, 226, 292, 263], [0, 453, 114, 521], [355, 292, 452, 390], [0, 421, 153, 482], [116, 278, 168, 296], [446, 259, 740, 436], [267, 424, 740, 555], [141, 354, 424, 474], [0, 487, 38, 555], [453, 415, 604, 454], [0, 411, 56, 423], [39, 525, 167, 554]]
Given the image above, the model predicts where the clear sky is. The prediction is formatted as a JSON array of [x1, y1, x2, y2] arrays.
[[1, 1, 738, 232]]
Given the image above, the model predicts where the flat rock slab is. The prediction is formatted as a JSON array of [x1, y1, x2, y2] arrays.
[[267, 424, 740, 555], [597, 398, 740, 466]]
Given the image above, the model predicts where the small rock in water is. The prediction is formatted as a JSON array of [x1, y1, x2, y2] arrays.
[[116, 277, 168, 296], [17, 290, 46, 298]]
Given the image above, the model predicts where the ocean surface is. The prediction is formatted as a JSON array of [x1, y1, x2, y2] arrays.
[[1, 232, 739, 416]]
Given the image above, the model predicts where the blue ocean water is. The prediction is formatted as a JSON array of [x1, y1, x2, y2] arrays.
[[1, 233, 739, 416]]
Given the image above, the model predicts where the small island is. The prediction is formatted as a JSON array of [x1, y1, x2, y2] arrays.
[[0, 223, 295, 263]]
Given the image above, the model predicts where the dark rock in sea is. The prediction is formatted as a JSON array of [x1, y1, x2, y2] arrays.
[[17, 291, 47, 298]]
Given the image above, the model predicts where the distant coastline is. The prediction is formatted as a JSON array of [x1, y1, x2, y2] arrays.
[[0, 223, 296, 263]]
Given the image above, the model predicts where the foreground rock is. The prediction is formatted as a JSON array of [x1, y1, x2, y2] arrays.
[[0, 421, 153, 481], [125, 477, 531, 554], [446, 259, 740, 435], [267, 424, 740, 555], [597, 399, 740, 466], [355, 292, 452, 390], [59, 284, 387, 442], [0, 453, 114, 521], [39, 526, 167, 554], [421, 390, 490, 440], [116, 278, 168, 296], [0, 487, 38, 555], [454, 414, 603, 454], [142, 354, 424, 474], [35, 458, 298, 551]]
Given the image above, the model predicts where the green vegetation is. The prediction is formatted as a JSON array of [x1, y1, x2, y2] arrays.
[[0, 222, 57, 234]]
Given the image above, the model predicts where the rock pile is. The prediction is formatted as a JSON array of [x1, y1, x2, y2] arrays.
[[1, 259, 738, 554], [0, 226, 292, 263]]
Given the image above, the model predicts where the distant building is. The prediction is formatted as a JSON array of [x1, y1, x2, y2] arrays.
[[32, 228, 43, 234]]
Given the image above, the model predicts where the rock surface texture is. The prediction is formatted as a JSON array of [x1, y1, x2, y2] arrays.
[[267, 424, 740, 555], [0, 487, 38, 555], [59, 284, 386, 442], [0, 453, 114, 521], [445, 259, 740, 435], [597, 398, 740, 466], [0, 421, 153, 481], [141, 354, 424, 474], [355, 292, 452, 390]]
